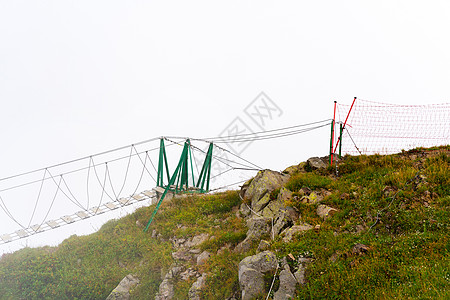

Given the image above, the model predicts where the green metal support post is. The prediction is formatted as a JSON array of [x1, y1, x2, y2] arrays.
[[179, 139, 190, 191], [333, 97, 356, 154], [145, 140, 215, 232], [188, 143, 196, 187], [144, 140, 190, 232], [330, 101, 337, 165], [196, 143, 213, 192], [157, 138, 170, 187], [329, 120, 334, 164]]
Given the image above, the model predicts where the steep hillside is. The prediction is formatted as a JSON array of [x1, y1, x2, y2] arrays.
[[0, 146, 449, 299]]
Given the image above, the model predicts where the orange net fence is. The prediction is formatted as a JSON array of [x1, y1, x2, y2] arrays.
[[334, 99, 450, 155]]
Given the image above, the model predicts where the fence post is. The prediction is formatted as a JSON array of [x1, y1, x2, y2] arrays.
[[339, 123, 343, 158], [330, 101, 337, 165], [333, 97, 356, 154], [329, 120, 334, 164], [157, 138, 170, 187]]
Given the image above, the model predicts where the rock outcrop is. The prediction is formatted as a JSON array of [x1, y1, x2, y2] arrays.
[[234, 217, 270, 253], [158, 164, 324, 299], [156, 232, 212, 299], [188, 273, 207, 300], [281, 223, 314, 242], [241, 169, 290, 216], [238, 251, 278, 300], [155, 265, 184, 300], [236, 167, 322, 298], [272, 206, 298, 236], [236, 170, 295, 253], [294, 258, 312, 285], [306, 157, 328, 170], [273, 263, 297, 300], [196, 251, 211, 266], [352, 243, 371, 255], [106, 274, 140, 300], [282, 162, 306, 175], [260, 187, 294, 219], [316, 204, 338, 220]]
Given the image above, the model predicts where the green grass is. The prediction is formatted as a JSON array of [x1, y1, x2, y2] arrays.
[[1, 147, 449, 299], [0, 191, 244, 299], [200, 250, 246, 299], [292, 231, 449, 300], [286, 172, 332, 191], [287, 147, 449, 299]]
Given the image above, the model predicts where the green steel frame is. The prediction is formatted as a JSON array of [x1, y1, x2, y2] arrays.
[[144, 139, 214, 231], [157, 138, 170, 187], [196, 142, 213, 193]]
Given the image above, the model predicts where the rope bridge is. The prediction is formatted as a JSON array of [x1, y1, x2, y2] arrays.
[[0, 138, 257, 245], [1, 119, 330, 245]]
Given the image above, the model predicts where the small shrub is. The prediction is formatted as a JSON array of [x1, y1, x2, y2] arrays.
[[270, 188, 281, 200]]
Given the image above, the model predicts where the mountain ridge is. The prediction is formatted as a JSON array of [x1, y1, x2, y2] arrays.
[[0, 146, 449, 299]]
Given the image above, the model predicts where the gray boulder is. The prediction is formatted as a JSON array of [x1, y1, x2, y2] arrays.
[[352, 243, 371, 255], [247, 217, 271, 239], [238, 251, 278, 300], [278, 187, 294, 203], [171, 250, 192, 261], [180, 268, 199, 281], [234, 217, 270, 253], [260, 198, 285, 219], [259, 187, 295, 219], [307, 157, 327, 170], [241, 170, 290, 215], [281, 223, 313, 242], [197, 251, 211, 266], [294, 258, 313, 285], [272, 206, 299, 237], [273, 265, 297, 300], [155, 266, 184, 300], [239, 202, 251, 217], [257, 240, 270, 252], [301, 191, 324, 205], [185, 233, 209, 248], [316, 205, 338, 220], [239, 178, 254, 200], [188, 273, 207, 300], [239, 266, 264, 300], [106, 274, 140, 300], [282, 162, 305, 175]]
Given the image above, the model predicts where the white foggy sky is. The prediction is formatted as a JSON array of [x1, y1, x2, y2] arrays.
[[1, 1, 450, 252]]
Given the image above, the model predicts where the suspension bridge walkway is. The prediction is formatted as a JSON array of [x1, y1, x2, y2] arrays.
[[3, 97, 445, 247], [1, 120, 332, 246]]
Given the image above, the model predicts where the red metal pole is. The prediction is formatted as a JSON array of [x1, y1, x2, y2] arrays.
[[333, 97, 357, 153]]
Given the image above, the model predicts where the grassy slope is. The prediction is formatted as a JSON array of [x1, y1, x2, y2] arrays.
[[0, 147, 449, 299]]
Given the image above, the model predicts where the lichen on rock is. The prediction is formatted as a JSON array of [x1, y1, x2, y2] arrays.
[[238, 251, 278, 300]]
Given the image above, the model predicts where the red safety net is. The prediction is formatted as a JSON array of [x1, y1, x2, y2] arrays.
[[335, 99, 450, 155]]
